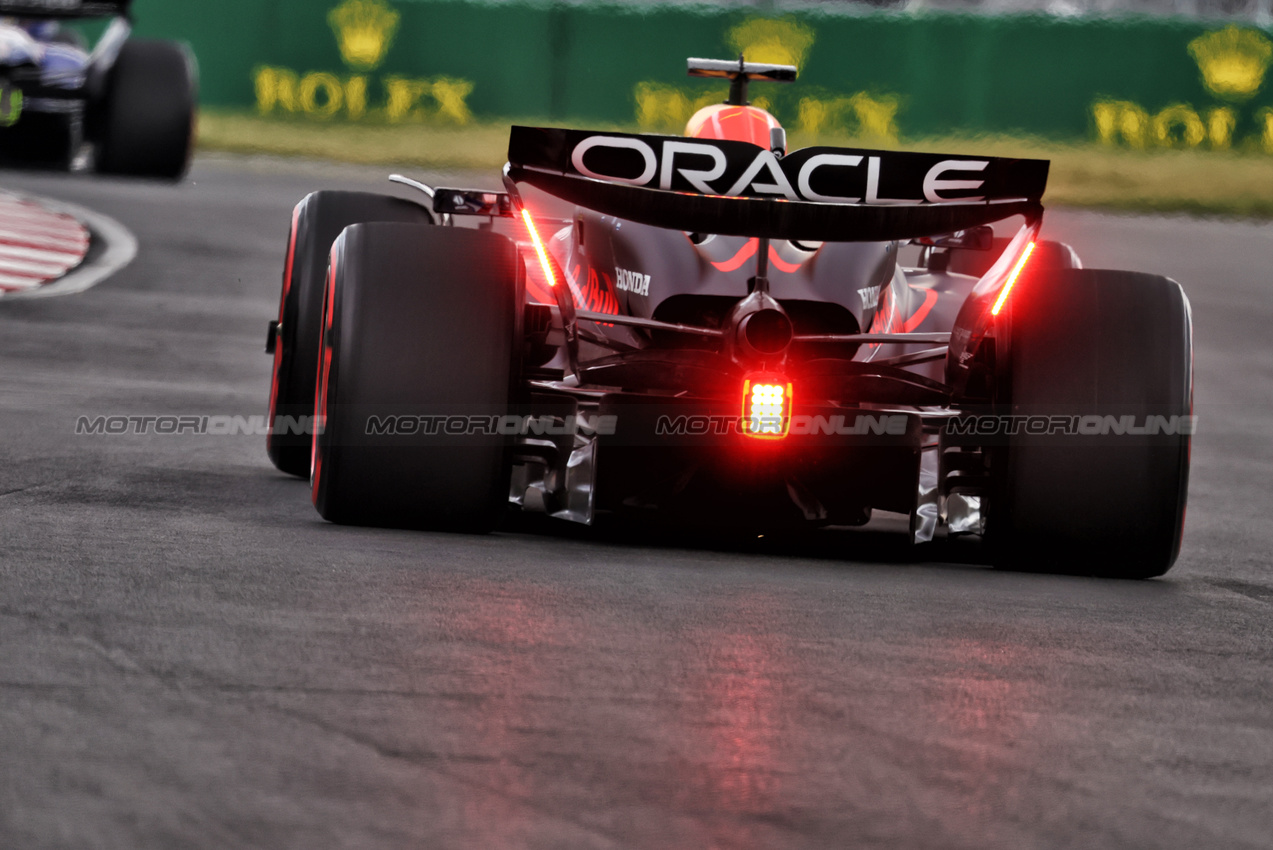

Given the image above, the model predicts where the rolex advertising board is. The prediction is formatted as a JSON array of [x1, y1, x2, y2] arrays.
[[127, 0, 1273, 154]]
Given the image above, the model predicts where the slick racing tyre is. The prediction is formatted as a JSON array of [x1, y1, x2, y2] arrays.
[[311, 223, 522, 531], [94, 40, 197, 179], [266, 191, 431, 477], [987, 269, 1193, 579]]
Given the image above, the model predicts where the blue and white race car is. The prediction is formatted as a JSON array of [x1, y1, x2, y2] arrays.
[[0, 0, 195, 178]]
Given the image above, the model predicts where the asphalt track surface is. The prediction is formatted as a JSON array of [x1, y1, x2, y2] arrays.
[[1, 156, 1270, 849]]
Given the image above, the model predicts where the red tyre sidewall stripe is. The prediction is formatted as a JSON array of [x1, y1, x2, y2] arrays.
[[311, 245, 339, 504]]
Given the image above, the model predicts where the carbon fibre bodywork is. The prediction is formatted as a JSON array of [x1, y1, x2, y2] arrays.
[[485, 126, 1056, 535]]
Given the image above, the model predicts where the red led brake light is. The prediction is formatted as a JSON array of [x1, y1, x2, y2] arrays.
[[742, 377, 792, 440]]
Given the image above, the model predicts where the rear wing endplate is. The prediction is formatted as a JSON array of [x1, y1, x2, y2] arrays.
[[506, 126, 1047, 243]]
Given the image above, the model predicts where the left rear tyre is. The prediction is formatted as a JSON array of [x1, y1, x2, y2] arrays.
[[266, 191, 432, 478], [311, 222, 523, 531]]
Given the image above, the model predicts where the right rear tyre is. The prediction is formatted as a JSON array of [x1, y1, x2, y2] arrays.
[[93, 39, 197, 179], [986, 268, 1193, 578], [265, 191, 432, 477], [311, 223, 522, 531]]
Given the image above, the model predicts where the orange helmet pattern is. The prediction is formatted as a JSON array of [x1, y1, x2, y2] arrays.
[[685, 103, 784, 152]]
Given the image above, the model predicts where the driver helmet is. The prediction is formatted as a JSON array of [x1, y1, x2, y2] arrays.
[[685, 103, 785, 153]]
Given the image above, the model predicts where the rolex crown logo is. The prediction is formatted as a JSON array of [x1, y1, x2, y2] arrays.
[[1189, 25, 1273, 101], [329, 0, 401, 71], [727, 18, 816, 70]]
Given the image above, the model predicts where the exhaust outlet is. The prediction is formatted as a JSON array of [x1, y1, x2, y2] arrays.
[[739, 308, 794, 355]]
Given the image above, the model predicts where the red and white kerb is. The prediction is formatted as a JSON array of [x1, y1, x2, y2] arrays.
[[0, 191, 90, 294]]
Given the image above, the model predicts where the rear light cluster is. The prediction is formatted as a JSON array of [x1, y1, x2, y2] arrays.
[[990, 239, 1036, 316], [743, 377, 792, 439], [521, 209, 557, 289]]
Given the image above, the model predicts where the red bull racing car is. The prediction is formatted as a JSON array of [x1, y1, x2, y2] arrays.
[[265, 58, 1193, 579], [0, 0, 195, 178]]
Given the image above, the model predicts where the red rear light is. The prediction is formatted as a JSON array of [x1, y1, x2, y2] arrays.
[[742, 377, 792, 439], [521, 208, 557, 289], [990, 240, 1036, 316]]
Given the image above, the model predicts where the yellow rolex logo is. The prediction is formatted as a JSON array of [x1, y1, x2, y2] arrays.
[[328, 0, 400, 71], [1188, 25, 1272, 101], [727, 18, 815, 70]]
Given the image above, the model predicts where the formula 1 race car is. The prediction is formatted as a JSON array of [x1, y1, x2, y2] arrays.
[[265, 57, 1193, 579], [0, 0, 195, 178]]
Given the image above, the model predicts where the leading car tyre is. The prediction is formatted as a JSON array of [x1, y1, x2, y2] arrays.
[[94, 39, 197, 179], [987, 268, 1193, 578], [311, 223, 522, 531], [265, 191, 431, 477]]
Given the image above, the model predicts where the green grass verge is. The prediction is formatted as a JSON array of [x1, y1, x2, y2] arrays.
[[199, 109, 1273, 218]]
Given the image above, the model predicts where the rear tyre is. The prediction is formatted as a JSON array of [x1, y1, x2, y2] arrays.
[[311, 223, 522, 531], [94, 39, 197, 179], [265, 191, 431, 477], [987, 269, 1193, 579]]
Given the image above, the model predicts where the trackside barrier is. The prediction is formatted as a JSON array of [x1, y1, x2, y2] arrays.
[[128, 0, 1273, 153]]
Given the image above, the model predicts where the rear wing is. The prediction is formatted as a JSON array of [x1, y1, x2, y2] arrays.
[[687, 57, 796, 84], [688, 57, 796, 105], [0, 0, 129, 17], [506, 126, 1047, 242]]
